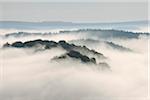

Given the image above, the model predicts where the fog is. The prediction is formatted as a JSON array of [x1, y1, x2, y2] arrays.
[[0, 30, 149, 100]]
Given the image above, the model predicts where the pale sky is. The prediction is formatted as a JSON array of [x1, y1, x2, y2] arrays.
[[0, 2, 148, 23], [0, 0, 148, 2]]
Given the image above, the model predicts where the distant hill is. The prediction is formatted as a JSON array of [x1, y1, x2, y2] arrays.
[[0, 20, 149, 31]]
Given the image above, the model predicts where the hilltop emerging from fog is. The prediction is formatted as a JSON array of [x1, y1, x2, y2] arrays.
[[3, 39, 110, 70]]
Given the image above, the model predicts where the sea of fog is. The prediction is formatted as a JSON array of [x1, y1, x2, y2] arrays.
[[0, 21, 149, 100]]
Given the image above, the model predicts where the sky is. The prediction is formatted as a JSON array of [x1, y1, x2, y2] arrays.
[[0, 0, 148, 2], [0, 2, 148, 23]]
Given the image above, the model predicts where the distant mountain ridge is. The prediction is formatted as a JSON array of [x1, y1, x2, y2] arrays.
[[0, 20, 149, 30], [0, 20, 149, 24], [3, 29, 149, 39], [69, 39, 132, 52]]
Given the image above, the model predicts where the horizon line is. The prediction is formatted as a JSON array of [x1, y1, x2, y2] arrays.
[[0, 20, 149, 24]]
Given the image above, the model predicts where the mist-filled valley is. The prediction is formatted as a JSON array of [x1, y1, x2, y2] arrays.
[[0, 21, 149, 100]]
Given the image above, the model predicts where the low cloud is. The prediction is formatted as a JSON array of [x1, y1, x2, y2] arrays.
[[0, 32, 149, 100]]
